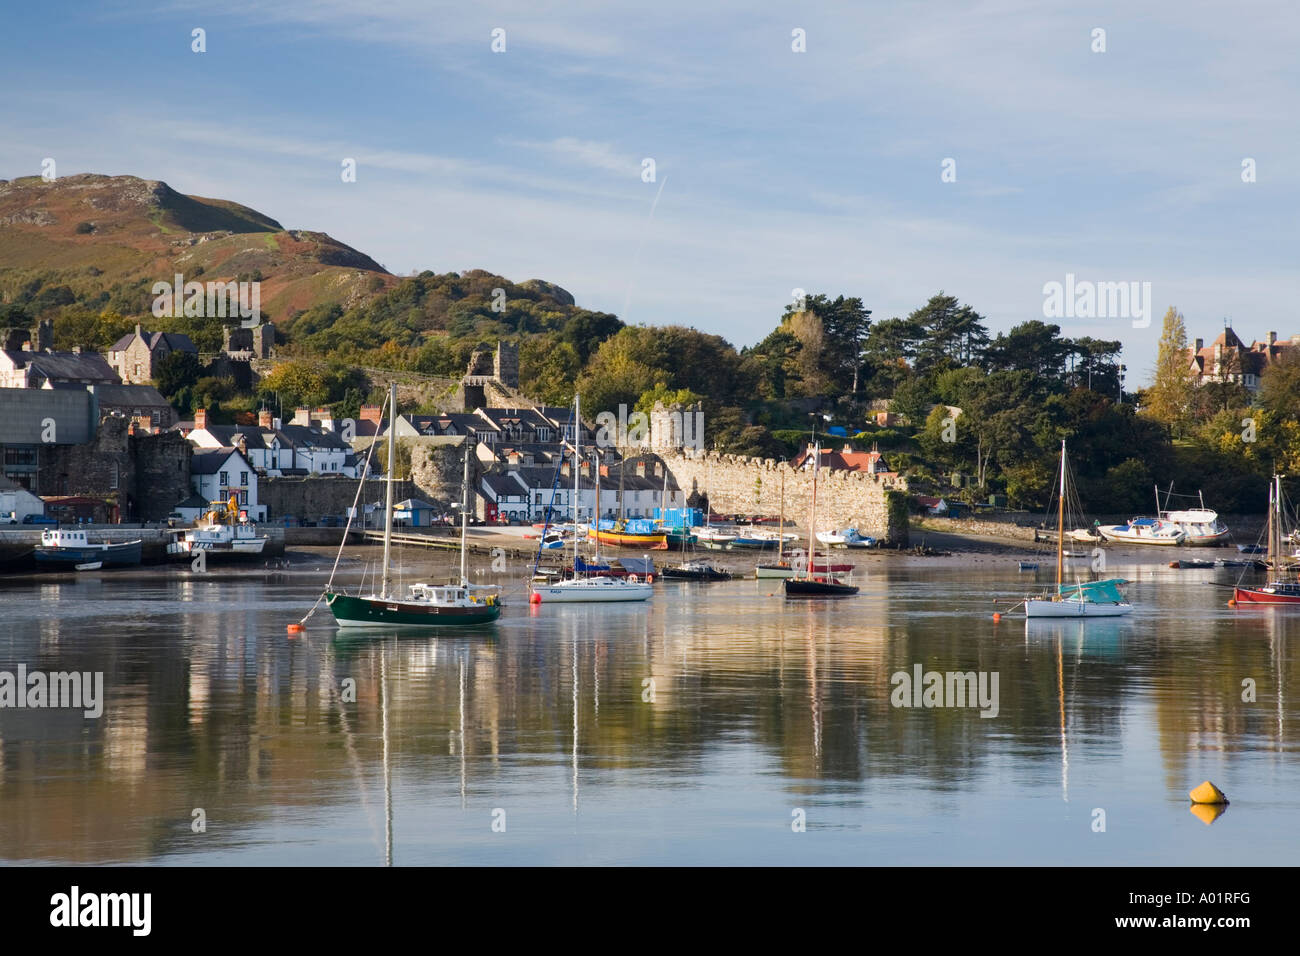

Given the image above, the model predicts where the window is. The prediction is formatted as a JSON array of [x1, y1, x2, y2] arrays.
[[240, 491, 248, 506], [240, 471, 248, 486], [109, 464, 118, 490], [537, 427, 551, 442], [219, 471, 229, 486]]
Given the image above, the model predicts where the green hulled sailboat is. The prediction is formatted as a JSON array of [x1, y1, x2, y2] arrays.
[[325, 382, 501, 628]]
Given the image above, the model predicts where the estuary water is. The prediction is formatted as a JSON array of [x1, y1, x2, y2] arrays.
[[1, 548, 1297, 865]]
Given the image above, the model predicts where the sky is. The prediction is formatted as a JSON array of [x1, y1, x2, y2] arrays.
[[2, 0, 1297, 386]]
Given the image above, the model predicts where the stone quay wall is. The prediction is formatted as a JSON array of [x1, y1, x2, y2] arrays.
[[259, 476, 414, 522], [660, 450, 910, 545]]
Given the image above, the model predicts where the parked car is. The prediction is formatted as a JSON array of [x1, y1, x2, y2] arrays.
[[2, 511, 16, 525], [22, 513, 57, 524]]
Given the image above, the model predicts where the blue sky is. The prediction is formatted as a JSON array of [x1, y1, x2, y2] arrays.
[[2, 0, 1297, 385]]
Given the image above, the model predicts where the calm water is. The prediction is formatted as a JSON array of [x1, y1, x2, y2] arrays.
[[1, 548, 1297, 865]]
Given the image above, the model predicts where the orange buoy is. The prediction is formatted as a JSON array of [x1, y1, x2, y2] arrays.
[[530, 591, 542, 604], [992, 612, 1002, 622], [647, 573, 654, 583], [1227, 599, 1237, 607], [287, 622, 304, 634]]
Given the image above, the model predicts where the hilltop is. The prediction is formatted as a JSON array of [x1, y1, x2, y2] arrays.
[[0, 173, 391, 323]]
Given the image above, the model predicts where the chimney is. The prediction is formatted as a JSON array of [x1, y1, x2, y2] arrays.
[[259, 408, 273, 429], [1268, 331, 1277, 346], [236, 433, 247, 455], [1194, 338, 1203, 351], [561, 461, 570, 477], [360, 404, 382, 424], [291, 407, 311, 426], [272, 417, 282, 430], [599, 463, 609, 477], [636, 461, 646, 477], [135, 323, 142, 339], [195, 407, 208, 430]]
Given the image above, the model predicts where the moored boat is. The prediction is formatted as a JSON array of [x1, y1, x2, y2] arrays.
[[325, 383, 502, 628], [1024, 442, 1132, 619], [35, 528, 142, 569], [784, 441, 859, 598], [1233, 475, 1300, 606], [660, 560, 732, 581], [590, 518, 668, 550], [1097, 517, 1184, 546]]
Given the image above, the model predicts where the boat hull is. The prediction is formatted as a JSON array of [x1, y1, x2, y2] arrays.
[[326, 591, 502, 626], [755, 563, 797, 579], [1097, 528, 1183, 546], [589, 529, 668, 550], [1025, 598, 1132, 618], [784, 578, 858, 597], [532, 580, 653, 602], [34, 539, 142, 568], [1233, 585, 1300, 605]]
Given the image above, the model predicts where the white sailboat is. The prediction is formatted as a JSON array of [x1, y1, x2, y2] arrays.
[[531, 395, 652, 604], [1025, 441, 1132, 618]]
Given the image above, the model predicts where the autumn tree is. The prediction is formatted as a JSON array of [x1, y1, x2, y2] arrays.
[[1144, 307, 1194, 434]]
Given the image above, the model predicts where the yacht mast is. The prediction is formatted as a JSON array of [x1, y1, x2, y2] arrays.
[[806, 442, 818, 580], [778, 469, 785, 564], [1056, 440, 1066, 594], [381, 380, 396, 599], [459, 436, 470, 586], [572, 395, 580, 572]]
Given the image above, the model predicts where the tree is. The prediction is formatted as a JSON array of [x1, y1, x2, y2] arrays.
[[984, 321, 1073, 379], [154, 350, 202, 400], [909, 293, 989, 373], [1144, 307, 1194, 434], [863, 316, 923, 393]]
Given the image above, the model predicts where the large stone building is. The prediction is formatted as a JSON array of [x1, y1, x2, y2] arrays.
[[106, 324, 198, 384], [1185, 324, 1298, 393]]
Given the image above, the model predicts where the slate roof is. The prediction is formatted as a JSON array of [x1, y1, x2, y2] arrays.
[[190, 447, 251, 475], [92, 383, 171, 406], [3, 350, 118, 384], [108, 330, 197, 353]]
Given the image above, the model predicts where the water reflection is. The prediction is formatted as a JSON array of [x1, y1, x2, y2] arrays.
[[0, 561, 1297, 864]]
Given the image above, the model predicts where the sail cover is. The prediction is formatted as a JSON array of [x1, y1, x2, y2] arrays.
[[1057, 578, 1127, 602]]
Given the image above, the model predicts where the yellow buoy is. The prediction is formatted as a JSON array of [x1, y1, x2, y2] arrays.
[[1189, 780, 1228, 805]]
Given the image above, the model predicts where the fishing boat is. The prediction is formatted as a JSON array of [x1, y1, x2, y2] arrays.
[[1233, 475, 1300, 605], [784, 442, 858, 598], [325, 383, 501, 627], [661, 560, 732, 581], [531, 396, 652, 604], [692, 526, 737, 550], [35, 527, 142, 569], [1024, 442, 1132, 618], [166, 496, 268, 560], [1096, 516, 1184, 546], [590, 518, 668, 550], [816, 528, 876, 548]]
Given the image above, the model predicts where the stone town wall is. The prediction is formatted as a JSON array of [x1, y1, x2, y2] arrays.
[[37, 417, 192, 521], [661, 450, 910, 545], [259, 476, 414, 522]]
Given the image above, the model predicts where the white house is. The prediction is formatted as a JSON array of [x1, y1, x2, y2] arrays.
[[189, 447, 266, 521], [188, 408, 364, 478]]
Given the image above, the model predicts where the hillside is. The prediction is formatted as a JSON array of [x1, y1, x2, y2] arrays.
[[0, 173, 392, 322]]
